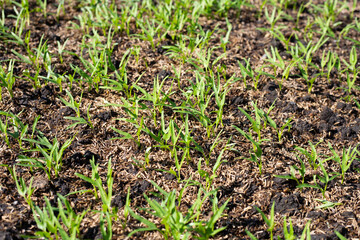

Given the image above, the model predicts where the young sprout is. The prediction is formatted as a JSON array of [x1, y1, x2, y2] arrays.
[[32, 194, 88, 239], [57, 38, 68, 64], [238, 58, 254, 89], [328, 143, 359, 184], [264, 6, 283, 31], [254, 202, 276, 240], [127, 181, 229, 239], [0, 60, 16, 100], [297, 161, 339, 199], [233, 125, 266, 175], [8, 165, 35, 208], [295, 140, 323, 170], [274, 156, 306, 186], [17, 135, 75, 179], [220, 18, 232, 53], [59, 90, 83, 118]]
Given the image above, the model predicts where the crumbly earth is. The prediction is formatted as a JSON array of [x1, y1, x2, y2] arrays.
[[0, 0, 359, 239]]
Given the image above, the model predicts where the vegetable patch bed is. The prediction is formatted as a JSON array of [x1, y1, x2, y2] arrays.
[[0, 0, 359, 239]]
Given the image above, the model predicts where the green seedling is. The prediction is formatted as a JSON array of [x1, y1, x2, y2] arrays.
[[0, 111, 39, 149], [342, 45, 358, 74], [335, 231, 348, 240], [111, 123, 141, 148], [149, 0, 174, 28], [69, 30, 115, 92], [193, 188, 229, 239], [238, 58, 255, 88], [12, 33, 51, 89], [0, 112, 11, 147], [246, 218, 312, 240], [36, 0, 48, 18], [165, 146, 187, 182], [255, 202, 276, 240], [175, 102, 214, 139], [326, 51, 340, 82], [75, 157, 117, 215], [0, 59, 16, 100], [247, 215, 297, 240], [197, 141, 231, 191], [7, 3, 29, 42], [261, 101, 293, 143], [127, 181, 229, 239], [320, 48, 330, 70], [40, 69, 66, 92], [211, 0, 235, 17], [246, 201, 312, 240], [57, 38, 68, 64], [122, 187, 131, 229], [304, 72, 320, 94], [233, 125, 266, 175], [314, 16, 339, 38], [158, 111, 182, 148], [100, 211, 113, 240], [344, 33, 360, 46], [264, 6, 283, 31], [350, 0, 357, 19], [0, 14, 24, 45], [188, 46, 226, 76], [264, 46, 285, 77], [271, 28, 293, 51], [220, 18, 232, 53], [0, 9, 4, 26], [130, 157, 148, 171], [8, 165, 35, 207], [71, 0, 122, 35], [65, 104, 94, 130], [130, 45, 141, 64], [110, 98, 152, 148], [311, 0, 348, 23], [18, 135, 75, 179], [210, 70, 233, 129], [355, 99, 360, 110], [134, 74, 175, 126], [300, 221, 312, 240], [315, 199, 342, 209], [283, 217, 296, 240], [118, 4, 133, 35], [343, 70, 359, 100], [274, 117, 293, 143], [295, 140, 323, 170], [238, 101, 272, 142], [275, 156, 306, 185], [320, 49, 331, 76], [291, 33, 329, 63], [56, 0, 65, 21], [327, 143, 359, 184], [163, 37, 196, 64], [297, 60, 321, 93], [59, 90, 83, 118], [101, 50, 138, 98], [176, 113, 192, 162], [238, 59, 270, 90], [116, 114, 164, 150], [204, 130, 224, 165], [263, 46, 298, 90], [134, 18, 166, 50], [297, 161, 339, 199], [338, 22, 355, 44], [32, 194, 88, 239]]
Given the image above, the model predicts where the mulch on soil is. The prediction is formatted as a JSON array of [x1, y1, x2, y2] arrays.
[[0, 0, 359, 239]]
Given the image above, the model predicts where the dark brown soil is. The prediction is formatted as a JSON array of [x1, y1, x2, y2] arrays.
[[0, 0, 359, 239]]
